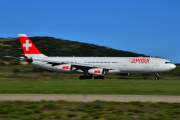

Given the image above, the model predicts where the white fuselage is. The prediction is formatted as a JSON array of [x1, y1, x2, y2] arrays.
[[31, 57, 176, 74], [18, 34, 176, 79]]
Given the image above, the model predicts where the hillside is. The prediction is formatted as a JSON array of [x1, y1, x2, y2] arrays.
[[0, 36, 145, 59]]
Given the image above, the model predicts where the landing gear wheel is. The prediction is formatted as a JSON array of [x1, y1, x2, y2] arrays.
[[86, 76, 93, 79], [94, 76, 104, 79], [155, 73, 160, 80], [155, 76, 159, 80]]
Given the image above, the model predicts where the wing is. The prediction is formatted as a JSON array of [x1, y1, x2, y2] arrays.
[[33, 58, 115, 70]]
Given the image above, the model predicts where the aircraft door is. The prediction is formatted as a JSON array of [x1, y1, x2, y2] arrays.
[[154, 60, 159, 68], [122, 61, 129, 71], [123, 61, 128, 67], [150, 60, 159, 72], [77, 60, 82, 64]]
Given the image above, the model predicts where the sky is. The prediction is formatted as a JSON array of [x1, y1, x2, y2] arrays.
[[0, 0, 180, 63]]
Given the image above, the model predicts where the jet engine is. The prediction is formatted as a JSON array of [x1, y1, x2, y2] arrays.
[[88, 68, 121, 75], [56, 64, 73, 71], [88, 68, 105, 75]]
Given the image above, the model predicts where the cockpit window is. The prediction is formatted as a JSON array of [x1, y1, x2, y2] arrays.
[[165, 62, 172, 64]]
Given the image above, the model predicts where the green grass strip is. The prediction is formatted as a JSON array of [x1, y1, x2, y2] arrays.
[[0, 79, 179, 95]]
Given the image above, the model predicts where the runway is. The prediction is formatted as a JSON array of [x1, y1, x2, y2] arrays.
[[0, 94, 180, 103]]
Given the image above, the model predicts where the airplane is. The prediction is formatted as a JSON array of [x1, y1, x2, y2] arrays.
[[18, 34, 176, 80]]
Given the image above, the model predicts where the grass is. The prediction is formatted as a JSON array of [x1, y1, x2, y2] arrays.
[[0, 78, 180, 95], [0, 100, 179, 120], [0, 64, 179, 95], [0, 65, 179, 119]]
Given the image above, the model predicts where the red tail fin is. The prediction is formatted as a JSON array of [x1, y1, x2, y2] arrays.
[[18, 34, 46, 58]]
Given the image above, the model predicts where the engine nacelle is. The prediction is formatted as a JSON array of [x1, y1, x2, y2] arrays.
[[107, 69, 120, 74], [88, 68, 105, 75], [56, 64, 73, 71]]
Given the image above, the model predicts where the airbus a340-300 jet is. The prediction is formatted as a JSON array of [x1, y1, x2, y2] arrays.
[[18, 34, 176, 80]]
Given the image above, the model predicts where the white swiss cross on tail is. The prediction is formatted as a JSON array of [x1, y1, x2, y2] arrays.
[[23, 40, 32, 51], [18, 34, 46, 58]]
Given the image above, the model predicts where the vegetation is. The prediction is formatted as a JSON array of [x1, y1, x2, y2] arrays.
[[0, 78, 180, 95], [0, 64, 179, 95], [0, 100, 179, 120]]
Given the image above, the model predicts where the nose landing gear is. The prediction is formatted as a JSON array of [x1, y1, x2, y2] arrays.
[[155, 73, 160, 80]]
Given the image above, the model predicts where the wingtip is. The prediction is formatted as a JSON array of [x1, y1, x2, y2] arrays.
[[18, 34, 27, 37]]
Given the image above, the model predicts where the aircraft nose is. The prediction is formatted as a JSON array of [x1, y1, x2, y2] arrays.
[[170, 64, 176, 70], [173, 64, 176, 69]]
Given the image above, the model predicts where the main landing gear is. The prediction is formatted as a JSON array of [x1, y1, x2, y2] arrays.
[[155, 73, 160, 80], [94, 76, 104, 79], [79, 75, 104, 79]]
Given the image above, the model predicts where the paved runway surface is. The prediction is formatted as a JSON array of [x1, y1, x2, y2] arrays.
[[0, 94, 180, 103]]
